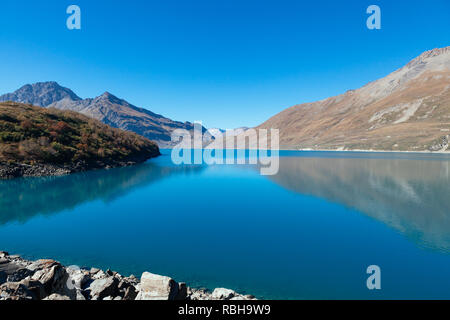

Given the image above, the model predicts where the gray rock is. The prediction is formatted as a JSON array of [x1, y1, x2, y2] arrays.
[[66, 266, 89, 290], [88, 277, 119, 300], [44, 293, 71, 300], [135, 272, 179, 300], [123, 285, 138, 301], [90, 267, 100, 275], [19, 278, 46, 300], [211, 288, 236, 300], [6, 268, 34, 282], [31, 263, 75, 299], [0, 259, 34, 285], [27, 259, 58, 272], [123, 275, 139, 286], [91, 269, 107, 280], [76, 290, 86, 300], [0, 282, 35, 300], [0, 260, 21, 275], [188, 288, 212, 300]]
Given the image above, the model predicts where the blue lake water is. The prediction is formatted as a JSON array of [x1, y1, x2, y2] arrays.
[[1, 150, 450, 299]]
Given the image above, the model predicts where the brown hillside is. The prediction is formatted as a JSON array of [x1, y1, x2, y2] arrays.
[[257, 47, 450, 152]]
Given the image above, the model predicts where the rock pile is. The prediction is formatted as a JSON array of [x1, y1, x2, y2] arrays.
[[0, 251, 255, 301], [0, 163, 71, 179]]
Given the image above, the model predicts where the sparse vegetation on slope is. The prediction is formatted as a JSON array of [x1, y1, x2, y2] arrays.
[[257, 47, 450, 152]]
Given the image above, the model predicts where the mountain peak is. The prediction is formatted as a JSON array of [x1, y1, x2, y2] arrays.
[[0, 81, 81, 107], [417, 46, 449, 59], [101, 91, 113, 97], [38, 80, 59, 85], [97, 91, 124, 104], [22, 81, 67, 92], [406, 46, 450, 68], [0, 82, 203, 148]]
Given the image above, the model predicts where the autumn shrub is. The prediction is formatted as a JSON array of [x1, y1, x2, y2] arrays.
[[0, 102, 159, 165]]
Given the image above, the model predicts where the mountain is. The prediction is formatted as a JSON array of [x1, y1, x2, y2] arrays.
[[0, 83, 205, 148], [0, 82, 81, 107], [208, 127, 249, 138], [47, 91, 205, 148], [257, 47, 450, 152]]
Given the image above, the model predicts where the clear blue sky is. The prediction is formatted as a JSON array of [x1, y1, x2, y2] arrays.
[[0, 0, 448, 129]]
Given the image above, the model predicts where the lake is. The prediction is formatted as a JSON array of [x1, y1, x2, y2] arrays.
[[1, 150, 450, 299]]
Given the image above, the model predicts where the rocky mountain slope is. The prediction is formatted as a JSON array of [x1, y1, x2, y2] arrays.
[[0, 102, 160, 178], [208, 127, 249, 138], [0, 82, 81, 107], [257, 47, 450, 152], [0, 83, 203, 148]]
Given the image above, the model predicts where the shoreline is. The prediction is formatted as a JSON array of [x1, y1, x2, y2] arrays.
[[289, 148, 450, 154], [2, 147, 447, 180], [0, 152, 161, 179], [0, 251, 255, 301], [163, 147, 450, 154]]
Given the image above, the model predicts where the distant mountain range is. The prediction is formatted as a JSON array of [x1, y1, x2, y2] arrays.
[[257, 47, 450, 152], [2, 47, 449, 152], [208, 127, 249, 138], [0, 82, 204, 148]]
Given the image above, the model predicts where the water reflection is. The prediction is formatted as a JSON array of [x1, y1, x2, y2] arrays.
[[267, 156, 450, 252], [0, 161, 204, 225]]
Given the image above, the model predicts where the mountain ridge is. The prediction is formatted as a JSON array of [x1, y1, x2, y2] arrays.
[[257, 46, 450, 152], [0, 82, 199, 147], [0, 82, 81, 107]]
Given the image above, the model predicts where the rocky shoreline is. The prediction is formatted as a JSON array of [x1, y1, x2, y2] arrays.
[[0, 251, 255, 301], [0, 156, 158, 179]]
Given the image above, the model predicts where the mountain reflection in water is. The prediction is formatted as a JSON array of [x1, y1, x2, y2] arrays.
[[0, 160, 204, 225], [267, 154, 450, 252]]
